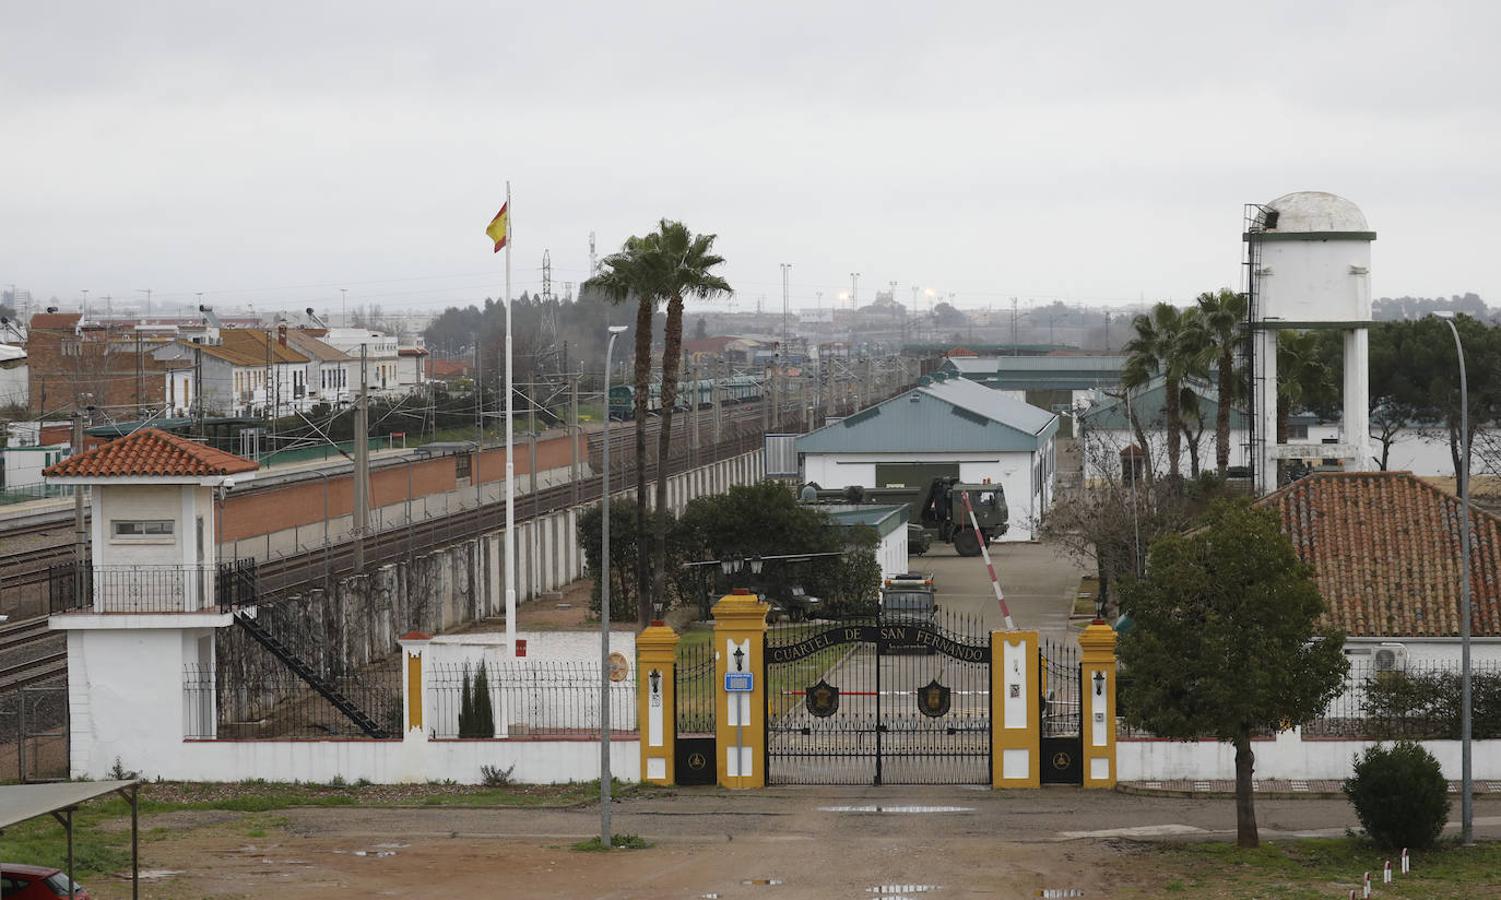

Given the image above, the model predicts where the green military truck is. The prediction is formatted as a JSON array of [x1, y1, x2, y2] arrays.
[[808, 476, 1007, 557]]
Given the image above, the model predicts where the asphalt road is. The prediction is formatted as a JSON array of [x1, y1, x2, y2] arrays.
[[913, 540, 1087, 638]]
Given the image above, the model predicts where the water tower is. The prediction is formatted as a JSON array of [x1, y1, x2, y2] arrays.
[[1244, 191, 1375, 493]]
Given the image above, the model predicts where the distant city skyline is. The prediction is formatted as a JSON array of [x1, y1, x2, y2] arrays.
[[4, 3, 1499, 315]]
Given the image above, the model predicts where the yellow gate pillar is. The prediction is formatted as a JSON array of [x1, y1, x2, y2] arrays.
[[1079, 622, 1118, 789], [712, 588, 769, 789], [637, 624, 680, 785], [992, 630, 1040, 788]]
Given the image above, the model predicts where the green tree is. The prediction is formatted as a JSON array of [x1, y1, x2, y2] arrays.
[[1274, 329, 1341, 444], [636, 222, 732, 623], [1122, 303, 1205, 480], [1190, 289, 1247, 474], [586, 237, 666, 625], [471, 661, 495, 738], [578, 499, 646, 621], [1118, 500, 1348, 848], [458, 665, 475, 738]]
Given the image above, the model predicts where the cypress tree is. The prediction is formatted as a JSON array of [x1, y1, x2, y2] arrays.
[[458, 665, 475, 738], [472, 661, 495, 738]]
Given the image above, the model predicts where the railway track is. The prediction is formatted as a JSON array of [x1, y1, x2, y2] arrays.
[[0, 616, 55, 652], [0, 649, 66, 691]]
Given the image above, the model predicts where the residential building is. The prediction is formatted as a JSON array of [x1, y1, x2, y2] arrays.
[[285, 329, 354, 407], [320, 328, 402, 396], [1256, 470, 1501, 663], [154, 327, 311, 417], [794, 374, 1059, 541], [397, 345, 429, 391], [25, 312, 169, 416]]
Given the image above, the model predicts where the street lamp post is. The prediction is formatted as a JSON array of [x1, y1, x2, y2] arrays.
[[1434, 311, 1473, 845], [599, 324, 627, 847]]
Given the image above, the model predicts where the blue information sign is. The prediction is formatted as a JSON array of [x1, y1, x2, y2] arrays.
[[724, 672, 754, 693]]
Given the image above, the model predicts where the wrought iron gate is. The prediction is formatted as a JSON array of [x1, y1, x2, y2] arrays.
[[674, 637, 717, 785], [765, 612, 991, 785], [1039, 637, 1082, 785]]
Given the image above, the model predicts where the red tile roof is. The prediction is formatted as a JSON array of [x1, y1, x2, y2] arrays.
[[1256, 471, 1501, 638], [44, 427, 260, 478]]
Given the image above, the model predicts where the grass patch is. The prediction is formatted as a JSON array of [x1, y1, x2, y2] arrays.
[[1121, 838, 1501, 899], [571, 833, 653, 852]]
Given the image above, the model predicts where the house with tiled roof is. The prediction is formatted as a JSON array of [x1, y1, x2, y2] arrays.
[[1255, 470, 1501, 664], [153, 327, 312, 417]]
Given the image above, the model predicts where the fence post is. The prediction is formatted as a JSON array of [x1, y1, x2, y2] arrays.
[[398, 631, 431, 740], [1079, 622, 1118, 789], [992, 629, 1040, 788], [637, 624, 680, 785], [713, 588, 768, 789]]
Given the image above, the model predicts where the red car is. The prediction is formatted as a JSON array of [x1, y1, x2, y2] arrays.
[[0, 864, 90, 899]]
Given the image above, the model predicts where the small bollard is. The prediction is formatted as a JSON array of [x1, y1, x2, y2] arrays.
[[1383, 860, 1392, 883], [1362, 871, 1372, 898], [1401, 847, 1410, 874]]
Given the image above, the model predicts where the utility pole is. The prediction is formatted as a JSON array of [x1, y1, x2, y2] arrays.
[[353, 345, 369, 574], [136, 288, 151, 319], [712, 359, 723, 446], [850, 273, 860, 310], [570, 373, 580, 505], [475, 338, 484, 511], [340, 288, 348, 327], [528, 383, 538, 603], [780, 263, 791, 353], [1104, 311, 1112, 352], [135, 331, 144, 418], [1011, 298, 1019, 354]]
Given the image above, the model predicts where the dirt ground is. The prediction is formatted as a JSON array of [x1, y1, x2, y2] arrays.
[[88, 811, 1124, 899]]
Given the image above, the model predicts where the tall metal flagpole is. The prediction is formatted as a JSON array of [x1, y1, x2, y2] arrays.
[[505, 182, 517, 655]]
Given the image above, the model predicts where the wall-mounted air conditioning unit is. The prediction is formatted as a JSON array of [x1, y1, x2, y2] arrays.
[[1373, 642, 1408, 672]]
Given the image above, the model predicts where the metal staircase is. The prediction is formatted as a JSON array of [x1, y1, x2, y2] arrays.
[[232, 612, 391, 738]]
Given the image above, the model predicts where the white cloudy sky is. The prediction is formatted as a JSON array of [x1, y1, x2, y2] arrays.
[[3, 1, 1498, 315]]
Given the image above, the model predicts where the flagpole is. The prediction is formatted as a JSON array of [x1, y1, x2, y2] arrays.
[[504, 181, 517, 656]]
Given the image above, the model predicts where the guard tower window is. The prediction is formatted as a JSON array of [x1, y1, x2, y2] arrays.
[[112, 519, 175, 542]]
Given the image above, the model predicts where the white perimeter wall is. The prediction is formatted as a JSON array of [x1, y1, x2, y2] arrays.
[[802, 450, 1044, 541], [1121, 730, 1501, 781]]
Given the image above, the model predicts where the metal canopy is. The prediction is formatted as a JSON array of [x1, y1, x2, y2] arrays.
[[0, 780, 136, 830]]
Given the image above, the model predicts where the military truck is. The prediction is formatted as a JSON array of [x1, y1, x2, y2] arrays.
[[808, 476, 1007, 557]]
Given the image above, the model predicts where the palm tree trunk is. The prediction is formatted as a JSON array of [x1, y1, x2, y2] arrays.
[[652, 295, 686, 622], [1164, 377, 1182, 479], [1181, 422, 1201, 478], [632, 298, 654, 627], [1125, 391, 1155, 487], [1233, 730, 1259, 848], [1216, 351, 1233, 473]]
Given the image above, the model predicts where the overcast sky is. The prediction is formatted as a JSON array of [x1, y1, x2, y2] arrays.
[[4, 1, 1499, 317]]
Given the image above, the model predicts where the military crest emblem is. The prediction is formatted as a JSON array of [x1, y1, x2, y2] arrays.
[[805, 679, 840, 717], [917, 679, 952, 718]]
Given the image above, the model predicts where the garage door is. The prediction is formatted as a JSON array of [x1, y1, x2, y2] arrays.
[[873, 462, 959, 491]]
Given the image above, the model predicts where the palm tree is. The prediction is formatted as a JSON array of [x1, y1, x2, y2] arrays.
[[1191, 289, 1248, 474], [640, 221, 731, 621], [1275, 330, 1338, 443], [586, 236, 666, 624], [1122, 302, 1204, 480]]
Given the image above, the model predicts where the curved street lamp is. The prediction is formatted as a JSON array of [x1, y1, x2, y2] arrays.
[[599, 323, 628, 847]]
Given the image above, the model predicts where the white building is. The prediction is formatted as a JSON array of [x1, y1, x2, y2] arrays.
[[822, 503, 910, 579], [794, 374, 1059, 542], [321, 328, 402, 397], [285, 329, 355, 407], [154, 327, 313, 417], [396, 345, 429, 391]]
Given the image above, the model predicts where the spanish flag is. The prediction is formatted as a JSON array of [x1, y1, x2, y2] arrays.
[[485, 202, 509, 253]]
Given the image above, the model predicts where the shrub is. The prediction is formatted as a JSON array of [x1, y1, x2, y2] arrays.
[[480, 764, 514, 786], [1342, 741, 1449, 850]]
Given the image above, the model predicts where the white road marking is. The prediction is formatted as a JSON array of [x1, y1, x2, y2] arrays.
[[1057, 823, 1211, 839]]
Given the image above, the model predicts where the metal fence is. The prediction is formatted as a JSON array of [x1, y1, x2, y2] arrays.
[[426, 661, 636, 739], [675, 636, 715, 735], [1304, 659, 1501, 740], [0, 681, 69, 781], [183, 662, 402, 740]]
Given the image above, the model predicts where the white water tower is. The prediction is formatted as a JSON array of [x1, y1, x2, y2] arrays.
[[1244, 191, 1375, 493]]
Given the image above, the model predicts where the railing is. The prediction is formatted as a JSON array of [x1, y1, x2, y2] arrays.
[[0, 482, 79, 506], [1304, 659, 1501, 740], [49, 559, 259, 614], [184, 662, 402, 740], [426, 661, 636, 739]]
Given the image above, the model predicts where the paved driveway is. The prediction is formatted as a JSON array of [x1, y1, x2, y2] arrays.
[[912, 540, 1085, 637]]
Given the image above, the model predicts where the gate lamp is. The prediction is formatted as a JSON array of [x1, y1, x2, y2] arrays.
[[1093, 670, 1106, 697], [649, 669, 661, 696], [733, 645, 746, 672], [749, 557, 764, 575]]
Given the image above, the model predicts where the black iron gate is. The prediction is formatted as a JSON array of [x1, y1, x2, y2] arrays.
[[674, 637, 717, 785], [765, 612, 991, 785], [1039, 637, 1082, 785]]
